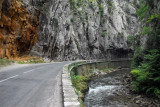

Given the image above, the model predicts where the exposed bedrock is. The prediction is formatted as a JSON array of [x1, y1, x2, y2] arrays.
[[0, 0, 39, 58], [31, 0, 139, 61], [0, 0, 139, 61]]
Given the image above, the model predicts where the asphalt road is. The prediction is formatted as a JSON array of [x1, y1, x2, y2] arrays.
[[0, 62, 69, 107]]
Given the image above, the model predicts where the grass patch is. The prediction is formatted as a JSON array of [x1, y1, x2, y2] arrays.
[[15, 56, 45, 64], [0, 59, 14, 67], [9, 56, 45, 64], [71, 75, 91, 107], [100, 68, 113, 72], [0, 56, 45, 68]]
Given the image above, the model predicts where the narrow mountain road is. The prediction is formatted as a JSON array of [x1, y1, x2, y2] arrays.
[[0, 62, 69, 107]]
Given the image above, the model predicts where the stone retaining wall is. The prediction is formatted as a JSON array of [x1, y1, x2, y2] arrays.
[[62, 59, 131, 107]]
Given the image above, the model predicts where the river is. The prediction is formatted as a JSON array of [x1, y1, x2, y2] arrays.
[[84, 69, 139, 107]]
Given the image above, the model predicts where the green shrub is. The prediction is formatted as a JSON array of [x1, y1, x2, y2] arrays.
[[131, 69, 141, 76], [101, 31, 107, 37], [131, 0, 160, 100], [99, 4, 103, 16], [131, 49, 160, 99], [136, 1, 150, 20], [132, 47, 144, 68], [72, 75, 90, 93], [89, 2, 94, 9], [90, 69, 94, 73], [107, 1, 115, 14], [101, 68, 113, 72], [131, 81, 140, 92], [142, 27, 153, 35], [127, 35, 136, 44]]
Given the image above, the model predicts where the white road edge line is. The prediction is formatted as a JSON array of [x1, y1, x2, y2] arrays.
[[0, 75, 19, 83], [23, 67, 43, 74], [23, 69, 34, 74]]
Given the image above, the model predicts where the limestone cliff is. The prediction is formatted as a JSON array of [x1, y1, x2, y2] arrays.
[[31, 0, 139, 61], [0, 0, 39, 58], [0, 0, 139, 61]]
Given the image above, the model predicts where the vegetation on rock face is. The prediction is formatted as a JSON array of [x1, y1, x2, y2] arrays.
[[70, 63, 92, 107], [72, 75, 91, 106], [0, 0, 39, 59], [130, 0, 160, 99]]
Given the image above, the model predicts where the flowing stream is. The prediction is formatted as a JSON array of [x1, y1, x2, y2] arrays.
[[84, 69, 139, 107]]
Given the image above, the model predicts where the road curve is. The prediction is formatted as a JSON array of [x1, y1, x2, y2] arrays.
[[0, 62, 69, 107]]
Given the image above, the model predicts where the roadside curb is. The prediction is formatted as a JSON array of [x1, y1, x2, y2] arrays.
[[62, 64, 80, 107]]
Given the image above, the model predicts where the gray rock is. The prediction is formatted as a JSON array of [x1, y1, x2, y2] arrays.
[[30, 0, 139, 61]]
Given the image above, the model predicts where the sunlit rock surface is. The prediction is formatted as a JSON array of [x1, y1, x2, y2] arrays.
[[0, 0, 39, 58]]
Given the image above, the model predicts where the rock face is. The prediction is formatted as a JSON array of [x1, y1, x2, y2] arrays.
[[0, 0, 139, 61], [31, 0, 139, 61], [0, 0, 39, 58]]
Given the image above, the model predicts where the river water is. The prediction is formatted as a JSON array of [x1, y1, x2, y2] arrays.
[[84, 69, 139, 107]]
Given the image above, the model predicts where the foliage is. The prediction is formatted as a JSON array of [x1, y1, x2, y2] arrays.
[[88, 1, 94, 9], [0, 59, 14, 67], [14, 56, 45, 64], [16, 60, 45, 64], [101, 68, 113, 72], [99, 4, 103, 16], [131, 49, 160, 99], [127, 35, 137, 46], [71, 18, 75, 22], [101, 31, 107, 37], [72, 75, 90, 93], [69, 0, 76, 9], [90, 69, 94, 73], [147, 14, 160, 23], [71, 74, 91, 107], [131, 69, 141, 76], [107, 0, 114, 14], [131, 0, 160, 100], [136, 4, 150, 20], [142, 27, 153, 35], [132, 46, 145, 68], [0, 56, 45, 67]]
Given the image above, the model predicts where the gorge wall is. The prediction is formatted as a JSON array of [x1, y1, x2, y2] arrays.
[[31, 0, 139, 61], [0, 0, 39, 59], [0, 0, 139, 61]]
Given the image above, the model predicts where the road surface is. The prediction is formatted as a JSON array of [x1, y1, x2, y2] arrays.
[[0, 62, 69, 107]]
